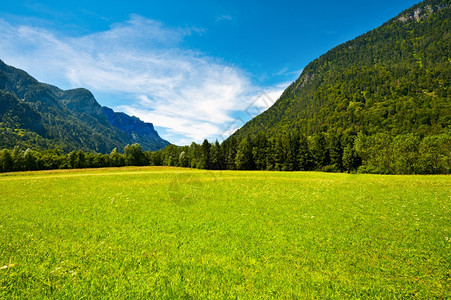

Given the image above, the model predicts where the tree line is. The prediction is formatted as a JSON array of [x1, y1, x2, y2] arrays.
[[0, 130, 449, 174]]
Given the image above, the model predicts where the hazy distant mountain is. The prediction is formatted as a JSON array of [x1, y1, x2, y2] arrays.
[[0, 59, 169, 153], [232, 0, 450, 140], [103, 107, 169, 151]]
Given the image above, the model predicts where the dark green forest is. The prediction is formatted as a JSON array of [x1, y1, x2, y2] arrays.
[[1, 129, 449, 174]]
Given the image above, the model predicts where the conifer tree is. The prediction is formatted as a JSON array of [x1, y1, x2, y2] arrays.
[[235, 138, 255, 170], [298, 134, 312, 171], [311, 133, 329, 169]]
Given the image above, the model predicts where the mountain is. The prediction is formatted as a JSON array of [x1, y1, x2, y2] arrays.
[[232, 0, 450, 140], [102, 107, 169, 151], [0, 59, 169, 153]]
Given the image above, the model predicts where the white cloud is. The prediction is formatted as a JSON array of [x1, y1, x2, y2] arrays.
[[0, 16, 289, 145], [215, 15, 233, 22]]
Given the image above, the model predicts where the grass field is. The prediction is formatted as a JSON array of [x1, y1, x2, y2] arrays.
[[0, 167, 449, 298]]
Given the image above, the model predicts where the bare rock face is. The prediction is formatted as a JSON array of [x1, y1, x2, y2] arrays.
[[398, 3, 448, 23]]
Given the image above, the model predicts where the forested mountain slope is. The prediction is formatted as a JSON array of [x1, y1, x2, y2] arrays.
[[0, 60, 169, 153], [233, 0, 450, 140]]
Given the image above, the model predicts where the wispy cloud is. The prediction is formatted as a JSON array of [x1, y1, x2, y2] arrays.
[[0, 15, 288, 145], [274, 66, 303, 77], [215, 14, 232, 22]]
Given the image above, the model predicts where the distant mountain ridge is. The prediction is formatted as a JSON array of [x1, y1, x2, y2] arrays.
[[102, 107, 169, 151], [0, 59, 169, 153], [232, 0, 450, 140]]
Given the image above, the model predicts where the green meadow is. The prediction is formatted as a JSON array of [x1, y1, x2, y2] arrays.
[[0, 167, 449, 298]]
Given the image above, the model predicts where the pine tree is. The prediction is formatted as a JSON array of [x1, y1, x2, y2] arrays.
[[226, 137, 238, 170], [285, 132, 300, 171], [311, 133, 329, 170], [235, 138, 255, 170], [328, 132, 343, 171], [0, 149, 14, 172], [298, 134, 312, 171], [210, 140, 224, 170], [252, 132, 268, 170], [198, 139, 211, 169]]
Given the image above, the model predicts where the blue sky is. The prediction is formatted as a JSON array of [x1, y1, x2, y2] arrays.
[[0, 0, 420, 145]]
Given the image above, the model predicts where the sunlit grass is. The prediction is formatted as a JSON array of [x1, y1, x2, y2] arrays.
[[0, 167, 449, 298]]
